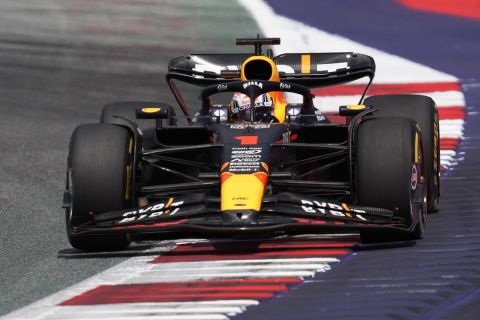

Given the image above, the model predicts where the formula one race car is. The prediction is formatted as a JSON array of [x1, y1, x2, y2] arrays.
[[63, 37, 440, 250]]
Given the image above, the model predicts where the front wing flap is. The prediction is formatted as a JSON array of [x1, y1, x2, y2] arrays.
[[72, 192, 412, 237]]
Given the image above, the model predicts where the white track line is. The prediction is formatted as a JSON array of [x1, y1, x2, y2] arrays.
[[47, 315, 229, 320], [157, 257, 340, 265], [144, 263, 330, 271], [49, 306, 245, 315], [126, 271, 320, 283]]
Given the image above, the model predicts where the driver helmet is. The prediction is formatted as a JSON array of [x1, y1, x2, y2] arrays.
[[230, 92, 277, 122]]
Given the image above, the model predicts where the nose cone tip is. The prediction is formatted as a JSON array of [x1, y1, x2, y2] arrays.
[[222, 210, 259, 226]]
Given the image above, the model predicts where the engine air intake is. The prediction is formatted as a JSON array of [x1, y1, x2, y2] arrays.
[[243, 59, 274, 81]]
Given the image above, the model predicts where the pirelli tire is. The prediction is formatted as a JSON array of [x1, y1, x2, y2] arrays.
[[66, 123, 133, 251], [364, 94, 440, 212], [356, 117, 427, 241]]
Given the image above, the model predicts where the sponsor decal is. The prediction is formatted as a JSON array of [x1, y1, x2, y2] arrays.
[[411, 164, 418, 190], [315, 110, 327, 122], [243, 81, 263, 89], [301, 199, 367, 221], [217, 84, 228, 91], [316, 62, 349, 72], [117, 198, 184, 224], [230, 123, 271, 129], [229, 147, 262, 172], [193, 63, 238, 76], [279, 82, 291, 90], [232, 197, 249, 200]]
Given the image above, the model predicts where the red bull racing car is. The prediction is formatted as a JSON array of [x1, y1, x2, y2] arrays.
[[63, 37, 440, 250]]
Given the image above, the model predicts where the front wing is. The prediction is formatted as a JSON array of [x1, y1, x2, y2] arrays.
[[70, 193, 414, 239]]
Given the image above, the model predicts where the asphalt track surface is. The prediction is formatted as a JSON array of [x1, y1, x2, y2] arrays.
[[1, 1, 480, 319], [0, 0, 260, 316]]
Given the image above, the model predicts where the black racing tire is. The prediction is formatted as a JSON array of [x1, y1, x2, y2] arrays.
[[364, 94, 440, 212], [66, 123, 133, 251], [356, 117, 425, 241]]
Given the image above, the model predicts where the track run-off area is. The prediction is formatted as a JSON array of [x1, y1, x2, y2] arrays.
[[1, 1, 479, 319]]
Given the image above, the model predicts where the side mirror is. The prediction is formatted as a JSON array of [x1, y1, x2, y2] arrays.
[[136, 104, 173, 119], [339, 104, 372, 116]]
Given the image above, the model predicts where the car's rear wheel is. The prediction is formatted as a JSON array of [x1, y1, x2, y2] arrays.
[[356, 117, 426, 241], [364, 94, 440, 212], [66, 123, 133, 251]]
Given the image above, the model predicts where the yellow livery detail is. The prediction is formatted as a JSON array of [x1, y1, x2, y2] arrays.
[[141, 107, 161, 113], [346, 104, 366, 110], [221, 173, 267, 211], [261, 162, 269, 173], [125, 164, 131, 201], [415, 131, 419, 164], [125, 137, 133, 201], [301, 54, 311, 74]]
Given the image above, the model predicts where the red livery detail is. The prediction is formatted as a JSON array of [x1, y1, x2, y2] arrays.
[[234, 135, 259, 145]]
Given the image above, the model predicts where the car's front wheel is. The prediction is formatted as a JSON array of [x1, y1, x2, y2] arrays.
[[66, 123, 133, 251], [356, 117, 427, 241], [364, 94, 440, 212]]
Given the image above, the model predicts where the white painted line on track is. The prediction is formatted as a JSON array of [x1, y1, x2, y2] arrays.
[[126, 271, 319, 282], [51, 305, 245, 315], [156, 257, 340, 265], [144, 263, 330, 272], [47, 315, 230, 320], [441, 150, 456, 156], [56, 300, 260, 308]]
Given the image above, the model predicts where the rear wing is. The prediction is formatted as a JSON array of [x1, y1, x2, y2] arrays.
[[275, 53, 375, 87], [166, 52, 375, 116], [167, 52, 375, 85]]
